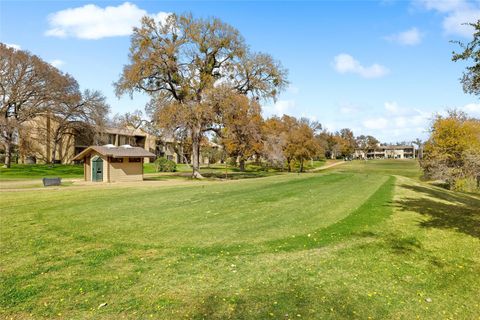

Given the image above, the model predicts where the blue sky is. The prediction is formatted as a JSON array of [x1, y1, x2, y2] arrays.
[[1, 0, 479, 142]]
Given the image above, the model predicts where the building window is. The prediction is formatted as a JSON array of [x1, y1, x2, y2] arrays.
[[119, 135, 127, 145], [129, 158, 141, 163], [110, 158, 123, 163]]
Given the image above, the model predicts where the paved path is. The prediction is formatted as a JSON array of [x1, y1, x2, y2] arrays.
[[308, 161, 345, 172]]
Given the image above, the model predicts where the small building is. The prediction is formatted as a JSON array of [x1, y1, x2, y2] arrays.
[[73, 145, 156, 182]]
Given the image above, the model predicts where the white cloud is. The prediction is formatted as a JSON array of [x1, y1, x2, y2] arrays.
[[333, 53, 389, 79], [263, 100, 295, 117], [5, 43, 21, 50], [443, 8, 480, 37], [384, 101, 401, 114], [462, 102, 480, 115], [50, 59, 65, 68], [363, 117, 389, 130], [362, 102, 431, 139], [416, 0, 480, 37], [385, 27, 423, 45], [418, 0, 464, 12], [45, 2, 171, 39]]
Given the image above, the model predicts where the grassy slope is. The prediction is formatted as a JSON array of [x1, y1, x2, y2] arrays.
[[1, 160, 479, 319]]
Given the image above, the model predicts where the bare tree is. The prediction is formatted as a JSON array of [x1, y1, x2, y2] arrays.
[[49, 89, 109, 163], [0, 43, 56, 167]]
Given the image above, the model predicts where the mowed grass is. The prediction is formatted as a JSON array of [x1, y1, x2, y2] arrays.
[[0, 164, 84, 180], [1, 160, 479, 319]]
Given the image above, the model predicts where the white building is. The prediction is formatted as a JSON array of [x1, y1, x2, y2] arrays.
[[354, 145, 415, 159]]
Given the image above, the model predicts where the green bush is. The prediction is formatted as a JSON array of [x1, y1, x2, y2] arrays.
[[154, 157, 176, 172], [453, 177, 479, 193]]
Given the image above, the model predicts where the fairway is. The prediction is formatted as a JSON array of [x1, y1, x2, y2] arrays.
[[1, 160, 479, 319]]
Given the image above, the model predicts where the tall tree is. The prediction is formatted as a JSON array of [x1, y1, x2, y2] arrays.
[[339, 128, 356, 157], [412, 138, 423, 159], [49, 89, 109, 163], [116, 14, 287, 178], [356, 135, 379, 159], [262, 116, 287, 169], [220, 93, 263, 171], [0, 44, 56, 167], [452, 20, 480, 96], [285, 118, 320, 172]]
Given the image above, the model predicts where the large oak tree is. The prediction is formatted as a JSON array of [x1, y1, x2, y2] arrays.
[[115, 14, 287, 178], [0, 44, 56, 167]]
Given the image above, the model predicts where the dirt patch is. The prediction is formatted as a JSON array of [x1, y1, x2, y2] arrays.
[[308, 161, 345, 172]]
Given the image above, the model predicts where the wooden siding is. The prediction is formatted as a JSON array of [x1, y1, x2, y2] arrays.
[[107, 157, 143, 182]]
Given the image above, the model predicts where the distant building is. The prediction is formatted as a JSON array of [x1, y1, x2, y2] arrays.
[[354, 145, 416, 159], [15, 114, 215, 165], [16, 114, 180, 164]]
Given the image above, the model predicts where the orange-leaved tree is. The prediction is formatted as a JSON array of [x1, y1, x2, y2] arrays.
[[421, 110, 480, 191], [115, 14, 287, 178]]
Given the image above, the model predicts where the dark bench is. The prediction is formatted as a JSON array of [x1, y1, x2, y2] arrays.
[[42, 177, 62, 187]]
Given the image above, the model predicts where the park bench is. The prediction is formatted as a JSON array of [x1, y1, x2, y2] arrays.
[[42, 177, 62, 187]]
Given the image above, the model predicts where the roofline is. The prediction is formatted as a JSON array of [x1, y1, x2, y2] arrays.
[[73, 146, 156, 161], [73, 146, 95, 160]]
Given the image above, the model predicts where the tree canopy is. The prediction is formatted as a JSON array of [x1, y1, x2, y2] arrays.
[[0, 43, 109, 166], [452, 20, 480, 96], [116, 13, 288, 178], [421, 111, 480, 192]]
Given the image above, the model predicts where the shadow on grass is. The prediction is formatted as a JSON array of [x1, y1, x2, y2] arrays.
[[189, 286, 389, 320], [396, 184, 480, 239]]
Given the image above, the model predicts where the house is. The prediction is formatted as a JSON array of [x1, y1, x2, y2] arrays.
[[72, 145, 155, 182], [354, 145, 416, 159]]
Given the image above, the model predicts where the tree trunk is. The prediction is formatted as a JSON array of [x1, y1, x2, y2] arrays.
[[191, 128, 203, 179], [51, 137, 59, 164], [3, 140, 12, 168], [286, 158, 291, 172], [299, 158, 304, 172], [239, 158, 246, 172], [2, 131, 14, 168]]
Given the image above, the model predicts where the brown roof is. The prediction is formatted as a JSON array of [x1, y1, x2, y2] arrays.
[[73, 145, 156, 160]]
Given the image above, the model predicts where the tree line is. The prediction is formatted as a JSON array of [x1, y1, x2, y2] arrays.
[[114, 14, 390, 177], [0, 13, 392, 176], [0, 43, 109, 168]]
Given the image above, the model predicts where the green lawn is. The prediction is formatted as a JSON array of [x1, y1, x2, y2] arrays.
[[1, 160, 479, 319], [1, 160, 326, 181], [0, 164, 84, 180]]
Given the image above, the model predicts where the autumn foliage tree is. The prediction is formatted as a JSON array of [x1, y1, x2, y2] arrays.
[[262, 116, 287, 169], [220, 93, 263, 171], [421, 111, 480, 192], [261, 115, 319, 172], [116, 14, 287, 178], [284, 116, 320, 172]]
